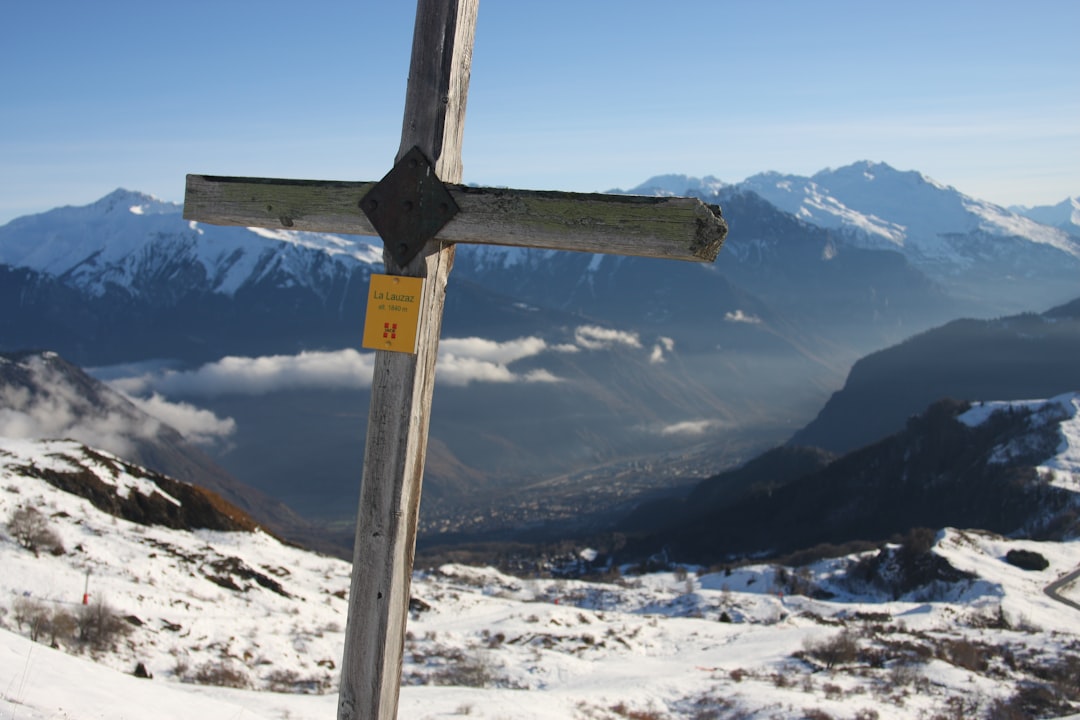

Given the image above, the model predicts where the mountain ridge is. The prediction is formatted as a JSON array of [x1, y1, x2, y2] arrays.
[[626, 392, 1080, 565], [789, 297, 1080, 454]]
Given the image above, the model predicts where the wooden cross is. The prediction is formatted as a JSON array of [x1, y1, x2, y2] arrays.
[[183, 1, 726, 718]]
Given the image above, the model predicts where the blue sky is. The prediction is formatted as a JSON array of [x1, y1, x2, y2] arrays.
[[2, 0, 1078, 225]]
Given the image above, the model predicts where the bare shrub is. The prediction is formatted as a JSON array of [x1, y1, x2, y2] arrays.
[[6, 507, 64, 556], [987, 683, 1073, 720], [193, 661, 249, 688], [12, 596, 50, 641], [802, 630, 859, 669], [888, 660, 929, 692], [609, 701, 666, 719], [77, 598, 131, 652], [934, 638, 987, 672], [432, 650, 497, 688], [48, 607, 78, 646], [266, 668, 301, 692]]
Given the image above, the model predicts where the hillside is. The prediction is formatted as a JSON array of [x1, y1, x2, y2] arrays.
[[0, 350, 340, 553], [790, 297, 1080, 454], [628, 393, 1080, 566], [2, 435, 1080, 718]]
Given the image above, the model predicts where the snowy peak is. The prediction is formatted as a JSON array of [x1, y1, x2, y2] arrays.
[[1012, 196, 1080, 233], [0, 189, 383, 299], [90, 188, 178, 217], [737, 167, 908, 249], [737, 161, 1080, 268], [612, 173, 727, 197]]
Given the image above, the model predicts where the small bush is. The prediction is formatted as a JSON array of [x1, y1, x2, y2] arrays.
[[988, 683, 1073, 720], [802, 630, 859, 669], [48, 607, 78, 646], [610, 702, 666, 720], [935, 638, 987, 672], [77, 598, 131, 652], [432, 651, 497, 688], [266, 668, 301, 692], [193, 661, 249, 688], [1004, 549, 1049, 571], [12, 597, 50, 641], [6, 507, 64, 557]]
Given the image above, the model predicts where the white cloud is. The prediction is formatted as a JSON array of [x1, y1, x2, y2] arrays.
[[127, 393, 236, 447], [0, 356, 237, 453], [439, 336, 549, 365], [659, 419, 718, 437], [574, 325, 642, 350], [649, 336, 676, 365], [114, 349, 376, 397], [0, 357, 156, 458], [436, 336, 562, 386], [724, 309, 762, 324], [111, 338, 566, 396]]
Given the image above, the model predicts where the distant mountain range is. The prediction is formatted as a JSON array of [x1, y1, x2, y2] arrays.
[[1, 161, 1077, 529]]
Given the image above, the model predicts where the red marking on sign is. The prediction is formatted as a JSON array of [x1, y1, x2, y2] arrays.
[[383, 323, 398, 340]]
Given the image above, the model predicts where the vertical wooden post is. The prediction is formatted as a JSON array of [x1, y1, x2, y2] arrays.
[[337, 2, 478, 719]]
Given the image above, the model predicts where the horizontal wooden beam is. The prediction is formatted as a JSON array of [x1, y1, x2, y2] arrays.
[[184, 174, 726, 263]]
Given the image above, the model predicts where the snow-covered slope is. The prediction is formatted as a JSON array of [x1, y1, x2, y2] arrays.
[[1013, 196, 1080, 234], [960, 392, 1080, 493], [0, 188, 382, 299], [738, 161, 1080, 270], [3, 435, 1080, 719], [613, 174, 727, 198]]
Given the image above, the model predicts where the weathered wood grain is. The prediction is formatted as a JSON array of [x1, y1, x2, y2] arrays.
[[336, 2, 477, 720], [184, 175, 726, 262]]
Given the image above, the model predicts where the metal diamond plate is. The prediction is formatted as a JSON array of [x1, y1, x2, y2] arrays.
[[360, 146, 460, 267]]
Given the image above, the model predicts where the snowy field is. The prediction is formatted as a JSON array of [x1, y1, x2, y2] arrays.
[[2, 437, 1080, 719]]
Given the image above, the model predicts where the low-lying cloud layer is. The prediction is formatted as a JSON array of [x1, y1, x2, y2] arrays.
[[111, 349, 376, 397], [111, 325, 672, 398]]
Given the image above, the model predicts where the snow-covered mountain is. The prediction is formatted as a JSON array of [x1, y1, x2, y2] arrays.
[[1014, 196, 1080, 235], [629, 389, 1080, 566], [3, 433, 1080, 719], [613, 173, 727, 197], [0, 188, 382, 301], [736, 161, 1080, 269]]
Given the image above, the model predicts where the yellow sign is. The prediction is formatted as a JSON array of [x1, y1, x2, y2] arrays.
[[362, 274, 425, 354]]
